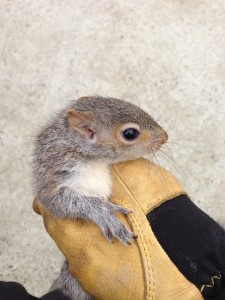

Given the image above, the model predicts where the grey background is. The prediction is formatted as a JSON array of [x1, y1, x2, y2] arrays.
[[0, 0, 225, 297]]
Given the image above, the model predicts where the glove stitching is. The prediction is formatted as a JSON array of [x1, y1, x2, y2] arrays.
[[200, 272, 222, 293], [112, 165, 155, 300]]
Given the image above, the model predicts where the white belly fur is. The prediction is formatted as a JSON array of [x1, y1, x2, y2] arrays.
[[63, 160, 112, 200]]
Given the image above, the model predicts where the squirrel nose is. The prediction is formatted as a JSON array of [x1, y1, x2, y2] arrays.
[[161, 131, 168, 144]]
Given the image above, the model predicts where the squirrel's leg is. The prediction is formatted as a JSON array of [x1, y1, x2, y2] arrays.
[[39, 186, 135, 245], [59, 260, 93, 300]]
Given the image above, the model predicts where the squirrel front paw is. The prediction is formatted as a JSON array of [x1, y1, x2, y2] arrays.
[[95, 202, 137, 245]]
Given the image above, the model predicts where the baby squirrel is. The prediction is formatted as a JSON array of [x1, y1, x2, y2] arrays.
[[33, 96, 168, 300]]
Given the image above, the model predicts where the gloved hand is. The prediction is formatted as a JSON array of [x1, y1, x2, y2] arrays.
[[33, 158, 203, 300]]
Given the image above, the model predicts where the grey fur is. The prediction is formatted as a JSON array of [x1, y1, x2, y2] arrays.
[[32, 96, 167, 299], [59, 260, 93, 300]]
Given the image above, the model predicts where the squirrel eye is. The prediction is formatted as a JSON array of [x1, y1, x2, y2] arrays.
[[121, 128, 140, 141]]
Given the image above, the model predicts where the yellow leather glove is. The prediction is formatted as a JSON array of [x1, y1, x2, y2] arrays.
[[33, 158, 203, 300]]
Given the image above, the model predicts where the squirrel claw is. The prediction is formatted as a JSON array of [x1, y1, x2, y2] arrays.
[[103, 226, 113, 242]]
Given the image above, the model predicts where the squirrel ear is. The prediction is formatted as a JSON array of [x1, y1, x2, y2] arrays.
[[67, 109, 96, 140]]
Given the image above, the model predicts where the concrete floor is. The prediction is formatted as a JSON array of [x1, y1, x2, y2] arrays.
[[0, 0, 225, 297]]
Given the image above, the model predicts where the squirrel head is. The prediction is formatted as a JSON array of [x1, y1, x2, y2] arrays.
[[66, 96, 168, 162]]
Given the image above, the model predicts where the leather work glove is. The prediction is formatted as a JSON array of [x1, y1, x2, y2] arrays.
[[34, 158, 224, 300]]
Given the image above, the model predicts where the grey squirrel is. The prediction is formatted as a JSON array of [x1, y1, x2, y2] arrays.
[[33, 96, 168, 300]]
